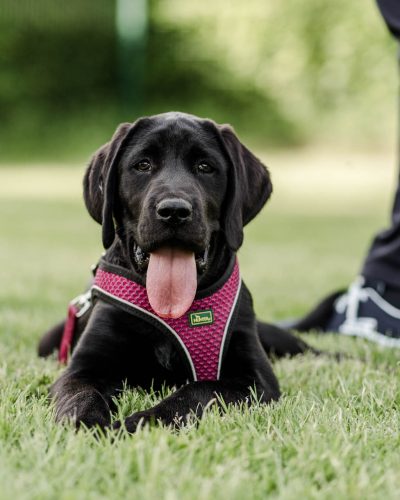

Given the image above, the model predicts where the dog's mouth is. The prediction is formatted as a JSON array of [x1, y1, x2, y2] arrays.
[[133, 243, 209, 274], [132, 242, 210, 319]]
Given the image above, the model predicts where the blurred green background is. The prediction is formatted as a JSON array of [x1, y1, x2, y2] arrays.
[[0, 0, 397, 161]]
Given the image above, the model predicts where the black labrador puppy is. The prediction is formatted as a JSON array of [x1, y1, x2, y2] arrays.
[[39, 112, 316, 432]]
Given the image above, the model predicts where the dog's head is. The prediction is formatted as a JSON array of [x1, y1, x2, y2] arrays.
[[84, 112, 272, 317]]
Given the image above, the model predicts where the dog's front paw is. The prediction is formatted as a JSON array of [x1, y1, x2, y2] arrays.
[[113, 408, 187, 433], [113, 411, 157, 433], [55, 389, 111, 429]]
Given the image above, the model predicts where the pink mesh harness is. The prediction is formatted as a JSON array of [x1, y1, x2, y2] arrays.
[[59, 258, 242, 381]]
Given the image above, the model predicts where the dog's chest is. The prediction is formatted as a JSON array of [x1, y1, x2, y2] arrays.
[[154, 338, 178, 370]]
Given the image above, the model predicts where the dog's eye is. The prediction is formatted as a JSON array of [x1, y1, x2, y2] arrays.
[[196, 162, 215, 174], [134, 160, 152, 172]]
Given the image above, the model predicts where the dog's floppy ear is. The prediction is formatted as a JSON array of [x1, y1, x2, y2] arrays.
[[101, 123, 137, 249], [83, 123, 132, 225], [218, 125, 272, 251], [83, 121, 141, 249], [83, 141, 114, 225]]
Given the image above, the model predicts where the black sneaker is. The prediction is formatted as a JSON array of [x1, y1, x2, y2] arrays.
[[285, 277, 400, 347]]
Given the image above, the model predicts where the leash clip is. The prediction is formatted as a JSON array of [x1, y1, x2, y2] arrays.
[[71, 290, 92, 318]]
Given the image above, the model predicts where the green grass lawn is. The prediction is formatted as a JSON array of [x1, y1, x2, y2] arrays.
[[1, 150, 400, 499]]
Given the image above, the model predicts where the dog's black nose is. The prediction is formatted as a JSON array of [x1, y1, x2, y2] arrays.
[[156, 198, 193, 224]]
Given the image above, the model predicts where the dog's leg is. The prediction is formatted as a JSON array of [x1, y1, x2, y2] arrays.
[[257, 321, 321, 358], [113, 378, 278, 433], [49, 302, 134, 429], [257, 321, 345, 361], [113, 326, 281, 433], [39, 305, 91, 358], [38, 320, 65, 357], [50, 373, 116, 429]]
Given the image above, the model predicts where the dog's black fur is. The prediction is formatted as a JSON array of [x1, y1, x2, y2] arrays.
[[39, 112, 319, 432]]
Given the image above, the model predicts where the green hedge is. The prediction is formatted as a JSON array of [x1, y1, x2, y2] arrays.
[[0, 0, 396, 160]]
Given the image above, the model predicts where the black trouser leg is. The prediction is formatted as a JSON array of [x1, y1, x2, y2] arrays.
[[362, 186, 400, 287], [361, 47, 400, 288]]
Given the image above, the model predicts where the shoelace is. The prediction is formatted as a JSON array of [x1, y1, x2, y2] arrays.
[[335, 276, 400, 322]]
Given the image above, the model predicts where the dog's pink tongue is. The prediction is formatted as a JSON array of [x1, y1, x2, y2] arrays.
[[146, 247, 197, 319]]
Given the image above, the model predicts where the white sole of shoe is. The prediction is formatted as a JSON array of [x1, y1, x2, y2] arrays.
[[338, 320, 400, 348]]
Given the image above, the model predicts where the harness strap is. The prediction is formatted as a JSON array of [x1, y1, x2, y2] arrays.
[[59, 290, 91, 363], [59, 259, 242, 381], [59, 303, 78, 363]]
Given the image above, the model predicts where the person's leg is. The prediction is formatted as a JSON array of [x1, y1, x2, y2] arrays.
[[362, 0, 400, 287], [361, 168, 400, 292], [282, 3, 400, 345], [287, 71, 400, 344], [355, 0, 400, 293], [377, 0, 400, 40], [287, 122, 400, 346]]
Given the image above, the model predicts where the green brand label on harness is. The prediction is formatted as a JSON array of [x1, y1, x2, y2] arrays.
[[189, 309, 214, 327]]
